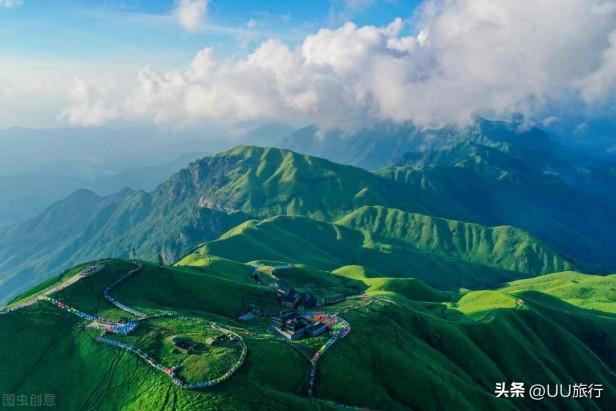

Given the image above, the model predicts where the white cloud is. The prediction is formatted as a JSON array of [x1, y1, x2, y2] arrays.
[[58, 79, 122, 126], [0, 0, 23, 8], [60, 0, 616, 128], [173, 0, 208, 32]]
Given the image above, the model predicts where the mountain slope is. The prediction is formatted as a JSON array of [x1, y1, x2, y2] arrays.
[[377, 163, 616, 272], [502, 271, 616, 313], [335, 206, 573, 275], [1, 259, 614, 410], [180, 213, 572, 289], [181, 145, 423, 219], [0, 146, 423, 304]]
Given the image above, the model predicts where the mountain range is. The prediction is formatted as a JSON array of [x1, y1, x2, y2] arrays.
[[0, 119, 615, 410], [1, 119, 615, 304]]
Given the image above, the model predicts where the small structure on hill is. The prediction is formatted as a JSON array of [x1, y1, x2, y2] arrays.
[[276, 281, 317, 309], [323, 293, 345, 305], [271, 311, 329, 341], [263, 307, 282, 317]]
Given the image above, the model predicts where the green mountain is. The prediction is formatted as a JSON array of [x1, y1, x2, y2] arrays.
[[284, 119, 616, 271], [1, 259, 614, 410], [1, 120, 614, 411], [336, 206, 573, 275], [501, 271, 616, 313], [1, 142, 614, 304], [0, 145, 423, 304], [377, 159, 616, 272], [280, 118, 587, 171], [180, 209, 572, 289]]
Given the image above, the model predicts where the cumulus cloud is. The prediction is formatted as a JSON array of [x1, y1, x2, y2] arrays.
[[58, 79, 123, 126], [174, 0, 208, 32], [61, 0, 616, 128], [0, 0, 23, 8]]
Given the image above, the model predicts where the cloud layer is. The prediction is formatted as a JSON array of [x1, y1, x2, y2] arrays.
[[60, 0, 616, 128], [0, 0, 23, 8], [174, 0, 208, 32]]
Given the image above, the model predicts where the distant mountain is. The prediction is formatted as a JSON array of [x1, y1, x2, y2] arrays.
[[377, 133, 616, 271], [279, 117, 605, 172], [237, 121, 295, 147], [1, 142, 614, 304], [280, 122, 436, 170], [0, 146, 423, 303], [0, 126, 232, 177], [0, 152, 207, 227]]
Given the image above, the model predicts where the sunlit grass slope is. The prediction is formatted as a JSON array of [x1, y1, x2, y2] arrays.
[[179, 213, 570, 289], [1, 259, 615, 410], [502, 271, 616, 313], [336, 205, 573, 275]]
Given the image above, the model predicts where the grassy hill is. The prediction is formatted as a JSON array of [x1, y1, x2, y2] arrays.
[[501, 271, 616, 313], [1, 259, 614, 410], [180, 212, 572, 289], [377, 164, 616, 272], [0, 146, 425, 305], [335, 205, 573, 275], [1, 139, 615, 304]]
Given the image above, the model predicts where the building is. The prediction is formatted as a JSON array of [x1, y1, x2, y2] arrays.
[[323, 293, 345, 305], [278, 289, 302, 308], [298, 292, 317, 309], [272, 311, 312, 340], [276, 281, 317, 309], [271, 311, 331, 340], [304, 322, 328, 337]]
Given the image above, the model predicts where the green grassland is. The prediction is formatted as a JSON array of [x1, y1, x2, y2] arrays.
[[111, 316, 244, 384], [1, 142, 615, 410], [335, 206, 573, 275], [179, 211, 571, 289], [1, 257, 615, 410], [501, 271, 616, 313]]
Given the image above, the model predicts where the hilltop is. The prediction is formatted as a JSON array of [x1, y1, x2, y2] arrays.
[[181, 209, 572, 289], [1, 258, 614, 410]]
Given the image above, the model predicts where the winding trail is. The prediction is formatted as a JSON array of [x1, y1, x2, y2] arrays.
[[12, 262, 247, 390], [304, 312, 351, 397], [103, 264, 146, 317], [0, 264, 104, 314], [94, 264, 247, 389]]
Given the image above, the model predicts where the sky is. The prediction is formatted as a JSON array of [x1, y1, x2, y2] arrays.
[[2, 0, 616, 130]]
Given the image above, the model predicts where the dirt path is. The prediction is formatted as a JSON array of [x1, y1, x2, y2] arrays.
[[1, 263, 104, 314], [33, 262, 248, 390]]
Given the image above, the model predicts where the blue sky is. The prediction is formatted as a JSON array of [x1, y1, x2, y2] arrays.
[[1, 0, 615, 132], [1, 0, 421, 68]]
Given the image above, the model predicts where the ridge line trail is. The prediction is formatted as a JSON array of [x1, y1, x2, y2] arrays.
[[7, 261, 248, 390], [0, 263, 104, 313], [87, 262, 249, 389]]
